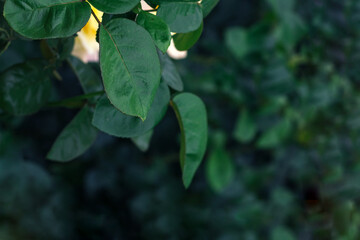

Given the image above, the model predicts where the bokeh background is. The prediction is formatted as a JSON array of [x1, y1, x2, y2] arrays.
[[2, 0, 360, 239]]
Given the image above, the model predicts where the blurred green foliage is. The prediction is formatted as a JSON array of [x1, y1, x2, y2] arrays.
[[2, 0, 360, 239]]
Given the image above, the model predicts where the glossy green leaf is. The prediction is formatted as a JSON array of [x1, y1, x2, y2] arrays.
[[88, 0, 140, 14], [92, 81, 170, 138], [131, 130, 153, 152], [68, 56, 103, 94], [0, 61, 52, 115], [206, 147, 235, 192], [202, 0, 219, 17], [136, 11, 171, 53], [3, 0, 91, 39], [234, 109, 257, 143], [171, 93, 208, 188], [47, 106, 98, 162], [157, 1, 203, 33], [158, 51, 183, 91], [173, 22, 203, 51], [99, 18, 161, 120]]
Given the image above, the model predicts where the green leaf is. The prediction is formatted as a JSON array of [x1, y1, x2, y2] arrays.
[[67, 56, 103, 95], [3, 0, 91, 39], [99, 18, 161, 120], [173, 22, 203, 51], [206, 147, 235, 192], [234, 109, 257, 143], [171, 93, 208, 188], [257, 118, 292, 149], [158, 51, 183, 91], [47, 106, 98, 162], [202, 0, 219, 17], [267, 0, 295, 19], [131, 130, 153, 152], [157, 1, 203, 33], [88, 0, 140, 14], [225, 27, 249, 60], [136, 11, 171, 53], [92, 81, 170, 138], [0, 61, 52, 115], [271, 226, 296, 240], [0, 28, 10, 56]]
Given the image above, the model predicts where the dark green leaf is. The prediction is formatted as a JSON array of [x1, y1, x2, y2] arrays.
[[0, 61, 52, 115], [157, 1, 203, 33], [47, 106, 98, 162], [68, 56, 103, 94], [206, 147, 235, 192], [202, 0, 219, 17], [88, 0, 140, 14], [99, 18, 161, 120], [257, 119, 291, 149], [234, 109, 257, 143], [173, 22, 203, 51], [158, 51, 183, 91], [92, 81, 170, 138], [131, 130, 153, 152], [225, 27, 249, 60], [136, 11, 171, 53], [3, 0, 91, 39], [171, 93, 208, 188]]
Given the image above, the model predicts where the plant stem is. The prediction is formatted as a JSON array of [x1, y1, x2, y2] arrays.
[[47, 91, 104, 109]]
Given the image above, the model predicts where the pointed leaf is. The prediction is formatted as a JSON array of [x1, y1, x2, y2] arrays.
[[131, 130, 153, 152], [158, 51, 183, 91], [3, 0, 91, 39], [47, 106, 98, 162], [99, 18, 161, 120], [173, 22, 203, 51], [92, 81, 170, 138], [88, 0, 141, 14], [171, 93, 208, 188], [234, 109, 257, 143], [136, 11, 171, 53], [202, 0, 219, 17], [0, 61, 52, 115]]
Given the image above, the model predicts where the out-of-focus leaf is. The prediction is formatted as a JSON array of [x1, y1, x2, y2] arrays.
[[173, 22, 203, 51], [171, 93, 208, 188], [47, 106, 98, 162], [3, 0, 91, 39], [271, 226, 296, 240], [206, 147, 235, 192], [234, 109, 257, 143], [158, 51, 183, 91], [136, 11, 171, 53], [131, 130, 153, 152], [0, 61, 52, 115], [257, 118, 292, 149], [99, 18, 160, 120], [225, 27, 249, 60], [92, 81, 170, 138]]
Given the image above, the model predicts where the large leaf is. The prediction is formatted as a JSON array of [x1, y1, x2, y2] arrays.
[[47, 106, 98, 162], [157, 1, 203, 33], [3, 0, 91, 39], [206, 147, 235, 192], [173, 22, 203, 51], [136, 11, 171, 53], [158, 51, 183, 91], [99, 18, 161, 120], [202, 0, 219, 17], [0, 61, 52, 115], [68, 56, 103, 94], [92, 81, 170, 138], [88, 0, 140, 14], [171, 93, 208, 188]]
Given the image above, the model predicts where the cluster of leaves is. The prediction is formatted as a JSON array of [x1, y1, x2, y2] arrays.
[[0, 0, 220, 187]]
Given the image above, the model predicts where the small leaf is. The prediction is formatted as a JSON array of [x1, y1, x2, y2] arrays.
[[173, 22, 203, 51], [47, 106, 98, 162], [158, 51, 183, 91], [3, 0, 91, 39], [99, 18, 161, 120], [136, 11, 171, 53], [234, 109, 257, 143], [257, 119, 292, 149], [157, 1, 203, 33], [68, 56, 103, 95], [206, 147, 235, 192], [131, 130, 153, 152], [88, 0, 140, 14], [92, 81, 170, 138], [0, 61, 52, 115], [225, 27, 249, 60], [171, 93, 208, 188]]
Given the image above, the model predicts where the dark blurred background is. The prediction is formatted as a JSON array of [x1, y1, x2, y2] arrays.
[[2, 0, 360, 239]]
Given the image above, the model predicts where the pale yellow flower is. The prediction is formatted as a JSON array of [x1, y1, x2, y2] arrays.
[[72, 7, 103, 62]]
